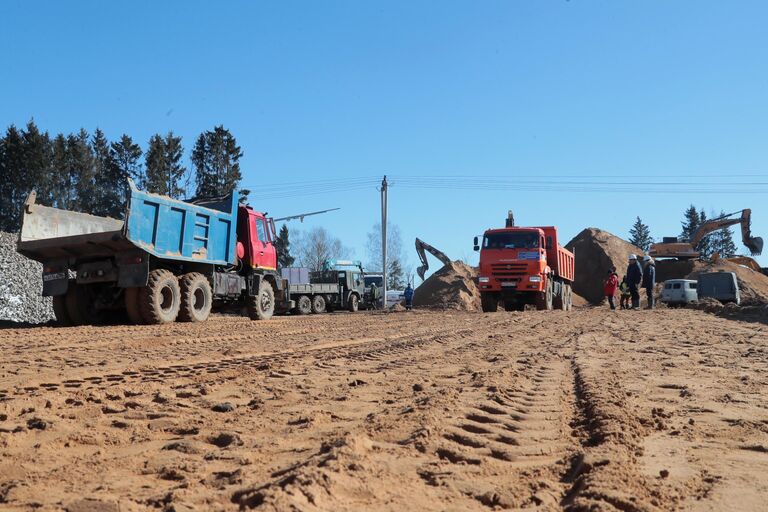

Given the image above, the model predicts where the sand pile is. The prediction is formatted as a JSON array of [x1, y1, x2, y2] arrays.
[[565, 228, 645, 304], [413, 261, 481, 311]]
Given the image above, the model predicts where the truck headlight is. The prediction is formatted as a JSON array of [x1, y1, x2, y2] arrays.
[[529, 276, 542, 282], [478, 276, 490, 283]]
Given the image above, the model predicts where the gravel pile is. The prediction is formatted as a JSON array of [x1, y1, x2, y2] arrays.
[[0, 231, 54, 324]]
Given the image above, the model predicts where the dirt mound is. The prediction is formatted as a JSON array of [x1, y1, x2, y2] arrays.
[[565, 228, 645, 304], [413, 261, 481, 311], [657, 259, 768, 305]]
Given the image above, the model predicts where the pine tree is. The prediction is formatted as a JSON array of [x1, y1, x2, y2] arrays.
[[388, 259, 405, 289], [275, 224, 295, 268], [0, 125, 26, 230], [0, 132, 8, 230], [144, 132, 187, 199], [109, 134, 143, 212], [21, 120, 53, 207], [709, 211, 738, 258], [91, 128, 120, 217], [68, 129, 97, 213], [50, 133, 74, 210], [680, 205, 700, 242], [628, 216, 653, 251], [192, 125, 243, 199], [696, 210, 712, 259]]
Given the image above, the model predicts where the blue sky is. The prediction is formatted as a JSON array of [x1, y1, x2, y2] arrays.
[[2, 1, 767, 278]]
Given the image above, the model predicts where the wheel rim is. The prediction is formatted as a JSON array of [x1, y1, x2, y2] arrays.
[[261, 290, 272, 311], [193, 287, 206, 312], [160, 285, 175, 313]]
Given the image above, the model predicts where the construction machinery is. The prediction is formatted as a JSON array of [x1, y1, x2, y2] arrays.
[[649, 209, 763, 259], [474, 211, 575, 312], [415, 238, 452, 280], [17, 180, 341, 326]]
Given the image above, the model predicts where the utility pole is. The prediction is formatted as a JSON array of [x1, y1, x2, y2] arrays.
[[381, 175, 388, 311]]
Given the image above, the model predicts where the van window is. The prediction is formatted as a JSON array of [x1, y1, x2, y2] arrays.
[[664, 283, 672, 289], [688, 283, 697, 289], [673, 283, 681, 289]]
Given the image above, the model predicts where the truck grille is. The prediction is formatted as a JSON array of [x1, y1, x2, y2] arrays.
[[490, 263, 528, 277]]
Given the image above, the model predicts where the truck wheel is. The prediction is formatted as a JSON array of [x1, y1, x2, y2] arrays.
[[347, 293, 359, 312], [248, 280, 275, 320], [124, 287, 145, 325], [553, 282, 566, 310], [140, 269, 181, 324], [481, 294, 498, 312], [535, 279, 553, 311], [53, 294, 72, 326], [565, 284, 573, 311], [65, 283, 105, 325], [178, 273, 212, 322], [296, 295, 312, 315], [311, 294, 326, 314], [503, 300, 517, 312]]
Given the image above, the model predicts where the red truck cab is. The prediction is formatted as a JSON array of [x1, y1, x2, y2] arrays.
[[474, 214, 574, 312], [237, 205, 277, 271]]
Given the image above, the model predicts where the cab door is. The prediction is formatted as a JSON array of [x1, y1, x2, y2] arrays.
[[250, 212, 277, 270]]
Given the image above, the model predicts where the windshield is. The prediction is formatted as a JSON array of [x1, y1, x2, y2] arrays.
[[364, 276, 383, 287], [483, 232, 540, 249]]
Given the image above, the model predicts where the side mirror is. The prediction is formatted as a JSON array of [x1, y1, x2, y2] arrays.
[[473, 236, 479, 251]]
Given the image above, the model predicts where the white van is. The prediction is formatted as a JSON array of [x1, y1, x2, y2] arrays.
[[661, 279, 698, 307]]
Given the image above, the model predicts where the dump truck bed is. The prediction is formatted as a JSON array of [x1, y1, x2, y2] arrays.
[[17, 180, 238, 266]]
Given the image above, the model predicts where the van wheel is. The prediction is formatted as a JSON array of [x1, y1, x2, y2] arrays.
[[248, 280, 275, 320], [311, 294, 326, 314], [296, 295, 312, 315], [53, 294, 72, 326], [347, 293, 359, 312], [140, 269, 181, 324], [178, 273, 212, 322], [124, 287, 145, 325]]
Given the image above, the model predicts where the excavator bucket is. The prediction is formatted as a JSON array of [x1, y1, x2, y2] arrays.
[[744, 236, 763, 256]]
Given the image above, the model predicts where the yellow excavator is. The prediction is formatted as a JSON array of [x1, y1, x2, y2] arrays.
[[649, 209, 763, 260]]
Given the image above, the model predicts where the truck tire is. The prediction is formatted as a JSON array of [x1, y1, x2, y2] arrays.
[[248, 280, 275, 320], [65, 283, 105, 325], [124, 287, 145, 325], [311, 294, 326, 314], [296, 295, 312, 315], [565, 284, 573, 311], [140, 269, 181, 324], [553, 281, 566, 311], [535, 279, 553, 311], [481, 294, 498, 312], [178, 273, 212, 323], [347, 293, 359, 312], [53, 294, 72, 326]]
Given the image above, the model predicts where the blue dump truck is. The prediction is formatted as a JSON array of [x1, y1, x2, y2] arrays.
[[17, 180, 291, 325]]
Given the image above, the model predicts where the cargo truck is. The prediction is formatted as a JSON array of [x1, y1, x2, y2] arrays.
[[283, 260, 367, 314], [17, 180, 294, 326], [473, 212, 575, 312]]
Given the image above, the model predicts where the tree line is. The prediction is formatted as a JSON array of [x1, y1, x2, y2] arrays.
[[0, 120, 243, 231], [629, 205, 738, 258]]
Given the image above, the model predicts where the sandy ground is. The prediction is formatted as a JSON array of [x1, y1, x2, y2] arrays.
[[0, 309, 766, 511]]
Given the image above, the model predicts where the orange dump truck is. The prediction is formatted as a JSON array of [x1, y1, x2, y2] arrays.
[[473, 212, 575, 312]]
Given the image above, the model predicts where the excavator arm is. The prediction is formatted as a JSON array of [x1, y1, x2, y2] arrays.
[[691, 209, 763, 256], [415, 238, 452, 281]]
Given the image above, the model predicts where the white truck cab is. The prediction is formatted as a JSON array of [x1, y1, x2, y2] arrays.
[[661, 279, 698, 307]]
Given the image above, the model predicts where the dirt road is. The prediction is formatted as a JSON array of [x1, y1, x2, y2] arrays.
[[0, 309, 766, 511]]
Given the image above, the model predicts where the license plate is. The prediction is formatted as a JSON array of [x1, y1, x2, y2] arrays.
[[501, 282, 517, 287], [43, 272, 66, 282]]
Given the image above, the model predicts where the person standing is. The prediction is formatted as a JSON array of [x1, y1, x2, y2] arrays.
[[642, 255, 656, 309], [404, 283, 414, 310], [369, 282, 380, 309], [626, 254, 643, 309], [619, 276, 631, 310], [603, 268, 619, 310]]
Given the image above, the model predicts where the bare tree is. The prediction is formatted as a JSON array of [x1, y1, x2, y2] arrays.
[[293, 227, 350, 271], [366, 222, 408, 288]]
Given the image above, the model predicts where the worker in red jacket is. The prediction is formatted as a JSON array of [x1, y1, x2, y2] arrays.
[[603, 267, 619, 310]]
